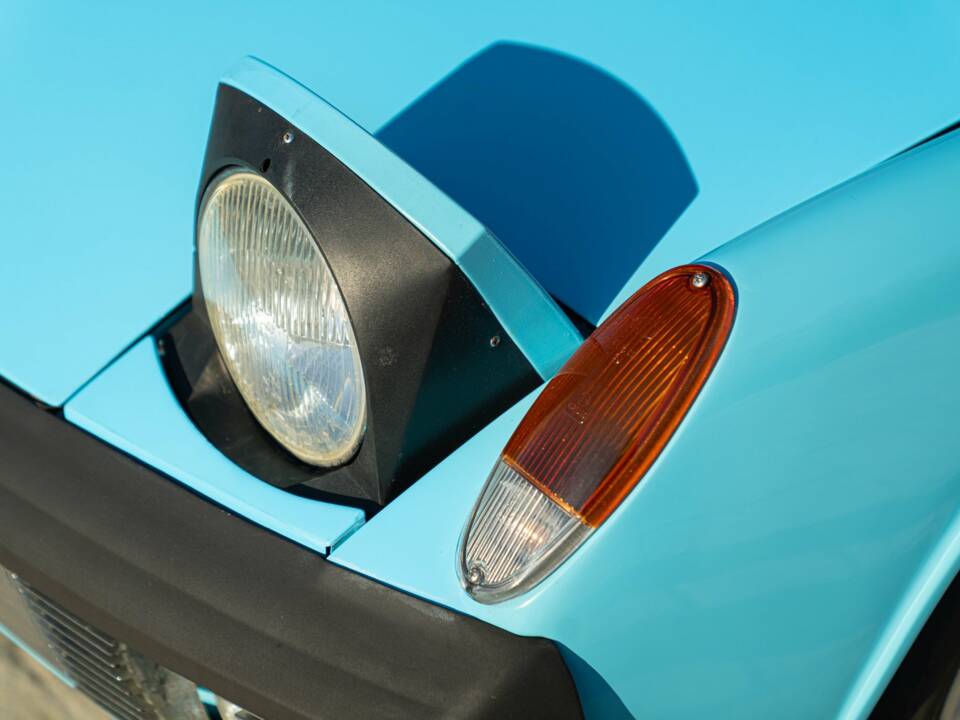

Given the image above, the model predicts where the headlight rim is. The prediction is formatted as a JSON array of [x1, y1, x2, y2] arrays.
[[196, 164, 369, 469]]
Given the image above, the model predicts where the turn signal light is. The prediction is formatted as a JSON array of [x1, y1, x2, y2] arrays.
[[459, 264, 736, 602]]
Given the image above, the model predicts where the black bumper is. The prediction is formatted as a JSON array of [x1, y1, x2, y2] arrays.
[[0, 381, 583, 720]]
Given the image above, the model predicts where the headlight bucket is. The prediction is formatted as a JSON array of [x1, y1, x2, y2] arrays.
[[166, 83, 548, 507]]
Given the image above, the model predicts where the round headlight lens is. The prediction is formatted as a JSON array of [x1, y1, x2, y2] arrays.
[[197, 168, 366, 467]]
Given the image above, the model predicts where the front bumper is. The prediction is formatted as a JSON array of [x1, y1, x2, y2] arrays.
[[0, 380, 582, 720]]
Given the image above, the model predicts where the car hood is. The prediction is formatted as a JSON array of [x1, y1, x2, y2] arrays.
[[2, 1, 959, 404]]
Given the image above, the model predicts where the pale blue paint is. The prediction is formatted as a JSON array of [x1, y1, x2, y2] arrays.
[[223, 56, 581, 379], [331, 131, 960, 718], [3, 1, 960, 403], [0, 622, 75, 688], [3, 1, 960, 717], [56, 132, 960, 717], [64, 338, 364, 555], [373, 41, 700, 325]]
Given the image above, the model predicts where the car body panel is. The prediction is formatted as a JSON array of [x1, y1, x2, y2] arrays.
[[331, 132, 960, 718], [4, 2, 960, 718], [64, 338, 365, 554], [3, 1, 960, 403], [62, 129, 960, 719], [223, 56, 581, 379]]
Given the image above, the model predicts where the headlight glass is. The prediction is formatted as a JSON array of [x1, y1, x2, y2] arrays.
[[197, 168, 366, 467]]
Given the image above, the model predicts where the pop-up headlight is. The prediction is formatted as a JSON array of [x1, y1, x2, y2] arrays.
[[163, 65, 582, 507]]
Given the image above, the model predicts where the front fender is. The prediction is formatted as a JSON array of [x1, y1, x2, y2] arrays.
[[329, 131, 960, 719]]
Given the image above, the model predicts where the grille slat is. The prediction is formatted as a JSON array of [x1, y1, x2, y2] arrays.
[[12, 579, 162, 720], [30, 608, 119, 658], [63, 667, 142, 714], [41, 623, 128, 671], [19, 587, 116, 648], [74, 681, 148, 720], [3, 570, 208, 720], [56, 645, 133, 689], [55, 647, 130, 687]]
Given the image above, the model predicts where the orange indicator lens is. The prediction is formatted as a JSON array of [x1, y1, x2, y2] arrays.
[[503, 264, 735, 526], [460, 264, 735, 602]]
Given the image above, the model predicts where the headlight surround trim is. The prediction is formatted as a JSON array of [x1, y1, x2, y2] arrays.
[[171, 82, 542, 506]]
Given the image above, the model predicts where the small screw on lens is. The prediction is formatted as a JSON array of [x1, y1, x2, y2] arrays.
[[466, 564, 485, 587], [690, 271, 710, 289]]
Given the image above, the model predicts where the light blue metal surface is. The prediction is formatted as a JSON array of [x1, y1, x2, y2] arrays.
[[64, 338, 365, 555], [4, 2, 960, 717], [224, 56, 581, 379], [54, 118, 960, 720], [2, 1, 960, 403], [331, 132, 960, 718]]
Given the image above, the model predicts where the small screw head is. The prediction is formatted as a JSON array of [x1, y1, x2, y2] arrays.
[[690, 271, 710, 289], [466, 564, 485, 586], [282, 130, 295, 144], [489, 335, 501, 348]]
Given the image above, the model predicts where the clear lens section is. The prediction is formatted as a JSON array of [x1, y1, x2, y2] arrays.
[[459, 266, 735, 603], [198, 168, 366, 467], [459, 459, 591, 603]]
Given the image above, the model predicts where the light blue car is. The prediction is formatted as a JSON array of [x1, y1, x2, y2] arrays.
[[2, 3, 959, 719]]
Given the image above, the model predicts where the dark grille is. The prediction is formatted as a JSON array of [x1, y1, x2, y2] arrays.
[[16, 580, 158, 720], [5, 574, 207, 720]]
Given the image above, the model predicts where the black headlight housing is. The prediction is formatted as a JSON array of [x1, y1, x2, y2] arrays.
[[162, 84, 544, 509]]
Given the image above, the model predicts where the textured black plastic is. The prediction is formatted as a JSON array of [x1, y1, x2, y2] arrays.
[[171, 84, 539, 505], [0, 382, 583, 720]]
